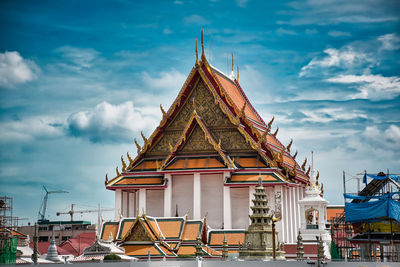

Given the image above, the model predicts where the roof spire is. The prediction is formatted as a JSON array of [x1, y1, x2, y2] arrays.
[[201, 29, 205, 60], [237, 65, 239, 81], [232, 53, 234, 72], [229, 53, 235, 79], [195, 38, 199, 66]]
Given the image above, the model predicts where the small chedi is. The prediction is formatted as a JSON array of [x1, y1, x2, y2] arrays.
[[239, 177, 285, 260]]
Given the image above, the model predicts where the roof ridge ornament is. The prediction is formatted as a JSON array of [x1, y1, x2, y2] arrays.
[[160, 104, 166, 117], [301, 158, 307, 171], [141, 131, 148, 144], [121, 156, 127, 172], [105, 173, 108, 186], [267, 116, 274, 130], [116, 166, 120, 177], [195, 38, 199, 66], [134, 138, 141, 154], [293, 150, 298, 159], [273, 127, 279, 137], [287, 139, 293, 153], [126, 152, 133, 165], [201, 29, 205, 61]]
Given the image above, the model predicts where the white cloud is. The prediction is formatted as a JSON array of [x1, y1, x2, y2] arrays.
[[0, 116, 63, 143], [56, 46, 100, 69], [67, 101, 159, 143], [142, 68, 186, 91], [163, 28, 173, 35], [326, 74, 400, 100], [0, 51, 40, 88], [300, 108, 367, 123], [328, 31, 351, 37], [276, 27, 298, 36], [173, 0, 183, 4], [183, 15, 209, 25], [237, 0, 249, 7], [378, 33, 400, 51], [299, 47, 366, 77]]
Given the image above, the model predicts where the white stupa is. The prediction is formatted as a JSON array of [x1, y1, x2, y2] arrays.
[[298, 152, 331, 259], [46, 232, 61, 262]]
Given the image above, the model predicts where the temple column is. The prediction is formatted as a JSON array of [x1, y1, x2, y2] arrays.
[[193, 173, 201, 220], [223, 172, 231, 229], [114, 189, 122, 220], [288, 187, 294, 243], [164, 174, 172, 217], [138, 188, 146, 214], [249, 186, 255, 224], [284, 187, 289, 243]]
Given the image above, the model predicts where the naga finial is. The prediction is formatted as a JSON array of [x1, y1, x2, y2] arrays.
[[287, 139, 293, 152], [105, 173, 108, 185], [267, 116, 274, 130], [127, 152, 133, 165], [160, 104, 166, 117], [141, 131, 148, 144], [116, 166, 120, 177], [121, 156, 127, 172], [306, 166, 310, 176], [237, 102, 246, 119], [201, 28, 205, 60], [273, 127, 279, 137], [301, 158, 307, 171], [316, 170, 320, 181], [195, 38, 199, 66], [257, 130, 267, 146], [293, 150, 298, 159], [279, 146, 286, 161], [134, 138, 141, 154]]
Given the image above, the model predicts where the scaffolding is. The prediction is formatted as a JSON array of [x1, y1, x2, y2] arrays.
[[0, 196, 17, 264]]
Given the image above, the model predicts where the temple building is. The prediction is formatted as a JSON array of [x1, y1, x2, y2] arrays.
[[103, 31, 321, 256]]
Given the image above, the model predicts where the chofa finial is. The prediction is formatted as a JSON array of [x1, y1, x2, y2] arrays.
[[201, 29, 205, 60], [195, 38, 199, 66], [237, 66, 239, 81]]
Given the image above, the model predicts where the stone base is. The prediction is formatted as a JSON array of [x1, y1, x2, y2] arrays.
[[239, 248, 286, 261]]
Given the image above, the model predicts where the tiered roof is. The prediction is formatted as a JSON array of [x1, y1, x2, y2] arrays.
[[105, 30, 311, 189]]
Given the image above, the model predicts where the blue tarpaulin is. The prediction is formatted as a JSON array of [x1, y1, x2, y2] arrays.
[[363, 173, 400, 183], [345, 198, 400, 223]]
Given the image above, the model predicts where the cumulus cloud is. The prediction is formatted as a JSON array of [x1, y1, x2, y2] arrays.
[[378, 33, 400, 51], [0, 117, 63, 143], [67, 101, 159, 143], [326, 74, 400, 100], [300, 107, 367, 123], [0, 51, 40, 88], [299, 47, 367, 77], [142, 69, 186, 91], [237, 0, 249, 7], [353, 125, 400, 152]]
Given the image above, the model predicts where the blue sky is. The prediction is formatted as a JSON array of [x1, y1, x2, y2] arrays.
[[1, 0, 399, 225]]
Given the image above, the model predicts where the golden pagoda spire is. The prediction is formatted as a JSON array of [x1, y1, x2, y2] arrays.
[[273, 127, 279, 137], [201, 28, 205, 60], [121, 155, 127, 172], [195, 38, 199, 66], [134, 138, 141, 154]]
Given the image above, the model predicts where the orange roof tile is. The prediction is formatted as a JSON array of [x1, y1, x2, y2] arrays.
[[133, 160, 158, 170], [327, 206, 344, 221], [166, 158, 225, 170], [101, 223, 118, 241], [156, 219, 184, 239], [177, 245, 196, 255], [182, 222, 202, 241], [213, 71, 261, 124], [118, 220, 135, 240], [208, 231, 245, 246], [115, 177, 163, 185], [158, 244, 175, 256], [124, 244, 162, 256], [230, 174, 278, 183], [235, 157, 267, 168]]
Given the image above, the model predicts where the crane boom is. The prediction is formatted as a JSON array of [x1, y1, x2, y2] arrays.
[[56, 204, 113, 221], [38, 186, 68, 222]]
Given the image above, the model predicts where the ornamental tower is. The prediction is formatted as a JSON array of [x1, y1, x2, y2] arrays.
[[239, 177, 285, 260]]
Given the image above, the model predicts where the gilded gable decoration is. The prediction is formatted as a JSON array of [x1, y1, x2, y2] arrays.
[[301, 158, 307, 171], [273, 127, 279, 137], [134, 138, 141, 154], [121, 156, 127, 172]]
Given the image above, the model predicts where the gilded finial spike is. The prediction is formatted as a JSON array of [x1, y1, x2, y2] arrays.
[[160, 104, 166, 117], [306, 166, 310, 176], [273, 127, 279, 137], [141, 131, 148, 144], [116, 166, 120, 177], [316, 170, 320, 181], [134, 138, 141, 154], [293, 150, 298, 159], [136, 208, 139, 218], [175, 204, 179, 217], [237, 66, 239, 81], [121, 155, 127, 172], [142, 208, 145, 217], [287, 139, 293, 152], [127, 152, 133, 164], [185, 208, 190, 218], [232, 53, 234, 72], [201, 29, 205, 60], [169, 142, 173, 153], [321, 183, 324, 194], [195, 38, 199, 65], [105, 173, 108, 186], [267, 116, 275, 130], [301, 158, 307, 171], [218, 139, 221, 148], [192, 98, 196, 111]]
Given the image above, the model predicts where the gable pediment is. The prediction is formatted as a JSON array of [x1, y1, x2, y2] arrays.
[[123, 219, 155, 242]]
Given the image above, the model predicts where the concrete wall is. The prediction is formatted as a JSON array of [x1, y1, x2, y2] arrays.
[[146, 189, 164, 217], [230, 187, 249, 229], [172, 174, 194, 219], [201, 174, 223, 229]]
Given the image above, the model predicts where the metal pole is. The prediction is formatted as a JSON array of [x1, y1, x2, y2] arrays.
[[32, 223, 38, 264], [272, 220, 276, 261]]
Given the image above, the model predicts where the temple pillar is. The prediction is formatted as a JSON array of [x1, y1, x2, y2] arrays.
[[138, 188, 146, 214], [223, 172, 231, 229], [164, 174, 172, 217], [114, 189, 122, 220], [288, 187, 293, 243], [193, 173, 201, 220]]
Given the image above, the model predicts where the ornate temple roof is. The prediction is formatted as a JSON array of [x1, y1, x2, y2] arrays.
[[105, 30, 312, 189]]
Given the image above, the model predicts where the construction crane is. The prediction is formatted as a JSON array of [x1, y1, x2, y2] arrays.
[[56, 204, 113, 233], [38, 186, 68, 223]]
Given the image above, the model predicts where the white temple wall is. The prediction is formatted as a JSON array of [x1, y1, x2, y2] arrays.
[[121, 191, 128, 217], [200, 173, 223, 229], [114, 189, 122, 220], [231, 187, 249, 229], [146, 189, 164, 217], [171, 174, 194, 219], [128, 192, 136, 217]]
